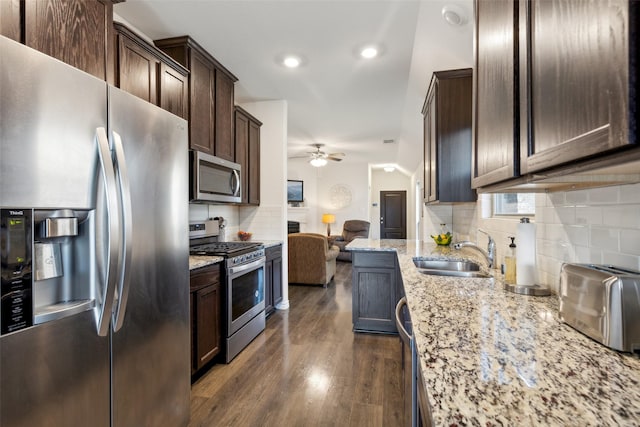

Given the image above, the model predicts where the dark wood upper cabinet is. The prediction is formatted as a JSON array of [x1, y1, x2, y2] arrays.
[[423, 68, 476, 204], [519, 0, 635, 174], [472, 0, 519, 188], [235, 106, 262, 205], [473, 0, 639, 191], [113, 22, 188, 119], [215, 73, 235, 161], [154, 36, 238, 159], [0, 0, 21, 42], [159, 62, 189, 120], [23, 0, 115, 83]]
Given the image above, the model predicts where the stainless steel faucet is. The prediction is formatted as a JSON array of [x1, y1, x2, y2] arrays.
[[452, 228, 495, 268]]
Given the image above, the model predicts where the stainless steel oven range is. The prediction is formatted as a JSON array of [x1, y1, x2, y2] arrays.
[[189, 220, 265, 363]]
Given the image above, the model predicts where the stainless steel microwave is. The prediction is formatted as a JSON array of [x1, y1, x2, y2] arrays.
[[190, 151, 241, 203]]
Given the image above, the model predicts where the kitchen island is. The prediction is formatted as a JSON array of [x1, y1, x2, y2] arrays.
[[346, 239, 640, 426]]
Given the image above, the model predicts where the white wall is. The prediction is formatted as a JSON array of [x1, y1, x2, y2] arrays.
[[370, 169, 412, 239], [447, 183, 640, 293], [288, 160, 370, 235], [315, 161, 370, 235]]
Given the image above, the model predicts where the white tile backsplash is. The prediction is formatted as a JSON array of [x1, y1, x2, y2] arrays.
[[449, 182, 640, 292]]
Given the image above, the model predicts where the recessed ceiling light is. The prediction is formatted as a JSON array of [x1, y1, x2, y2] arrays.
[[360, 46, 378, 59], [283, 56, 301, 68]]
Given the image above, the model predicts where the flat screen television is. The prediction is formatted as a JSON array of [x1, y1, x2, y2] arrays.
[[287, 180, 304, 203]]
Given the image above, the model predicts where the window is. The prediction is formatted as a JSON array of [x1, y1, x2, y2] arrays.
[[493, 193, 535, 216]]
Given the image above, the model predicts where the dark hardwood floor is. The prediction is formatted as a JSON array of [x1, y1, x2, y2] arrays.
[[189, 261, 404, 426]]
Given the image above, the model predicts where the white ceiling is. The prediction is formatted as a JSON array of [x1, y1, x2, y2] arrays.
[[114, 0, 473, 174]]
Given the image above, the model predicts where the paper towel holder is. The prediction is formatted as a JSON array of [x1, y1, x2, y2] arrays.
[[504, 217, 551, 296]]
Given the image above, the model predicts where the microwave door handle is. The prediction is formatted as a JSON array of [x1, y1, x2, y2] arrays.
[[95, 127, 120, 337], [110, 131, 133, 333], [232, 169, 240, 197]]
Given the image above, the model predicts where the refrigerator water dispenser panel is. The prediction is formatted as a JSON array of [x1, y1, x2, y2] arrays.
[[0, 208, 34, 335]]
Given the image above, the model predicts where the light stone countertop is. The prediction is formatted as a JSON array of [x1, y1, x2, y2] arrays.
[[346, 239, 640, 426], [189, 255, 223, 271]]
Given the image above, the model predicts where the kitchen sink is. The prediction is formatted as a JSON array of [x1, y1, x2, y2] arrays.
[[412, 258, 492, 278]]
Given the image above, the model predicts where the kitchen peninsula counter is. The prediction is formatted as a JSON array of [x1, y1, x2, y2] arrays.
[[346, 239, 640, 426]]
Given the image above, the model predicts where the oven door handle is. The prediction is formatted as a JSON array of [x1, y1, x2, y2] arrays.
[[228, 257, 265, 276]]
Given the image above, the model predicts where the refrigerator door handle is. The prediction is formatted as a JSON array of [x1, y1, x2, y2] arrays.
[[111, 131, 133, 332], [95, 127, 120, 337]]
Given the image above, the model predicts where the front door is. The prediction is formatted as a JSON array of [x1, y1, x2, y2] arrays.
[[380, 191, 406, 239]]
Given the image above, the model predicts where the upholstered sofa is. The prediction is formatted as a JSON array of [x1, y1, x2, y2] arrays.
[[288, 233, 340, 287], [329, 220, 371, 262]]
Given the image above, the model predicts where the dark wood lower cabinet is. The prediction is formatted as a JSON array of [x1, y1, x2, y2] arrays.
[[352, 251, 400, 333], [265, 244, 283, 316], [190, 263, 221, 376]]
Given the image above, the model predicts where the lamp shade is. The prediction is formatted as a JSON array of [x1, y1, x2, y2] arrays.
[[321, 214, 335, 224]]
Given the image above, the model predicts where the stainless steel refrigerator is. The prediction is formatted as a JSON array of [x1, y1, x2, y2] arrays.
[[0, 36, 190, 426]]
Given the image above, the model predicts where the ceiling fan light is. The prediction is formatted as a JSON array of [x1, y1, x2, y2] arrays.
[[310, 157, 328, 167]]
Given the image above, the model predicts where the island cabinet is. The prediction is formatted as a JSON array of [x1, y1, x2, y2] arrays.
[[154, 36, 238, 159], [190, 263, 222, 375], [423, 68, 476, 204], [0, 0, 115, 83], [265, 244, 283, 316], [113, 23, 189, 119], [235, 106, 262, 205], [473, 0, 639, 190], [351, 251, 401, 334]]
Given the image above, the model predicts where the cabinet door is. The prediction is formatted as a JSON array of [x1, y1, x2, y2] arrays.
[[473, 0, 519, 188], [519, 0, 631, 174], [264, 258, 274, 315], [426, 92, 437, 203], [159, 62, 188, 120], [272, 255, 283, 306], [116, 34, 159, 105], [24, 0, 113, 82], [235, 110, 250, 204], [189, 49, 215, 154], [0, 0, 20, 41], [352, 252, 397, 334], [214, 70, 235, 161], [248, 119, 261, 205], [195, 283, 221, 370]]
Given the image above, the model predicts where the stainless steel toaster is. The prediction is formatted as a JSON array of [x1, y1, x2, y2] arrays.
[[559, 263, 640, 353]]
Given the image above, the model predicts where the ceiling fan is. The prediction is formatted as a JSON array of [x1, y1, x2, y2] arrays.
[[289, 144, 345, 167]]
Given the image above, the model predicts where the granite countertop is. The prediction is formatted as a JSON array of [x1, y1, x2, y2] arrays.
[[346, 239, 640, 426], [189, 255, 223, 271]]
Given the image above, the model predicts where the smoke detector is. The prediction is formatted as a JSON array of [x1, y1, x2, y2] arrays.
[[441, 5, 468, 26]]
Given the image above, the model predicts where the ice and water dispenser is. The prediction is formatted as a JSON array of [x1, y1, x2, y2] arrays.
[[1, 208, 95, 335]]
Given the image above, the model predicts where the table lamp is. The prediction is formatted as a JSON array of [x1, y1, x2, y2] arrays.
[[321, 214, 335, 237]]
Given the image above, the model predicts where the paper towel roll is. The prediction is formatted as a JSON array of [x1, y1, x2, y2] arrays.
[[516, 219, 537, 286]]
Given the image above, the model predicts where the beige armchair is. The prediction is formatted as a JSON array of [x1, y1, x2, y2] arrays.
[[288, 233, 339, 287], [329, 220, 370, 262]]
